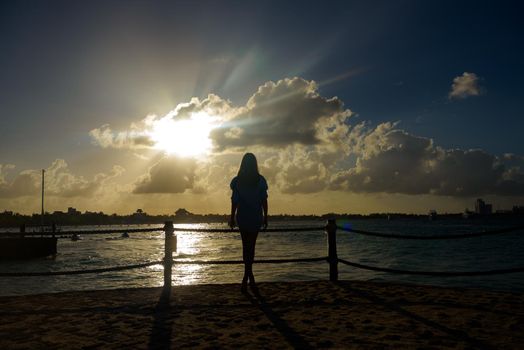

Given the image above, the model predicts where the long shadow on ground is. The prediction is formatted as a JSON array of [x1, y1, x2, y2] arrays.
[[245, 285, 314, 349], [335, 282, 494, 350], [148, 287, 173, 350]]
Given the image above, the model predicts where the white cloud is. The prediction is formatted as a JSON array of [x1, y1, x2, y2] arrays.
[[449, 72, 483, 99], [89, 123, 154, 149]]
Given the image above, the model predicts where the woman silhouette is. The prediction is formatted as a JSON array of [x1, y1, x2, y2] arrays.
[[228, 153, 268, 292]]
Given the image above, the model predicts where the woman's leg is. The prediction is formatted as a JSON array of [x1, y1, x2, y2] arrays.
[[246, 231, 259, 285], [240, 231, 249, 288], [240, 231, 259, 285]]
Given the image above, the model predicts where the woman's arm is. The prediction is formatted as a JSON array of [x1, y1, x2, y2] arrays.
[[262, 198, 268, 229], [229, 202, 238, 229]]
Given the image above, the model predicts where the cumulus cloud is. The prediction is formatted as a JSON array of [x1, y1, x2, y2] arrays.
[[89, 94, 234, 151], [90, 78, 352, 154], [46, 160, 125, 197], [211, 77, 351, 149], [133, 156, 197, 194], [257, 146, 336, 194], [88, 75, 524, 199], [449, 72, 482, 99], [0, 160, 124, 198], [0, 164, 40, 198], [89, 124, 155, 149], [330, 123, 524, 196], [168, 94, 233, 120]]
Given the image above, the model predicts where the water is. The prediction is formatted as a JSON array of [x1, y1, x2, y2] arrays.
[[1, 219, 523, 296]]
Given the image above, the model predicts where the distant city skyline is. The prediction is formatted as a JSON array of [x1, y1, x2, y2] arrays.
[[1, 1, 524, 215]]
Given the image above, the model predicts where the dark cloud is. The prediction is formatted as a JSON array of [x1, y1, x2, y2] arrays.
[[210, 77, 350, 149], [330, 123, 524, 196], [133, 156, 197, 194]]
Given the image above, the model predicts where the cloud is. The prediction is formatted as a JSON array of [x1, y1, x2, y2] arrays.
[[133, 156, 197, 194], [0, 164, 40, 198], [89, 78, 351, 155], [211, 77, 352, 149], [88, 75, 524, 199], [89, 94, 234, 151], [168, 94, 233, 120], [257, 146, 337, 194], [330, 123, 524, 196], [449, 72, 483, 99], [46, 160, 125, 197], [0, 160, 124, 198], [89, 124, 155, 149]]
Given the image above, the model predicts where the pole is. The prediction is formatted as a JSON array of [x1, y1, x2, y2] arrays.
[[163, 221, 174, 291], [326, 219, 338, 281], [41, 169, 45, 232]]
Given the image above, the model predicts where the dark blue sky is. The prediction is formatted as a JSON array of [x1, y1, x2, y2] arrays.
[[1, 0, 523, 170]]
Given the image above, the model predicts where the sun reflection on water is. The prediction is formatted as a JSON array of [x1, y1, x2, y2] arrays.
[[172, 223, 206, 285]]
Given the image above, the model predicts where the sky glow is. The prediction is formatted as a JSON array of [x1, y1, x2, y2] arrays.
[[1, 1, 523, 215]]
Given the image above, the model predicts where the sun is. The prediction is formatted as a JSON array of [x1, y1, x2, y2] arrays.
[[148, 112, 217, 157]]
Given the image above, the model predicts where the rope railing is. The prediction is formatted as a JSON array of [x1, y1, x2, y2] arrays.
[[173, 257, 328, 265], [0, 260, 163, 277], [338, 225, 524, 240], [16, 227, 165, 236], [172, 226, 325, 233], [1, 220, 523, 291], [337, 258, 524, 277], [0, 257, 327, 278]]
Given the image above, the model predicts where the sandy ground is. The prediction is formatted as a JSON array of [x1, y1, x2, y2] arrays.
[[0, 280, 523, 349]]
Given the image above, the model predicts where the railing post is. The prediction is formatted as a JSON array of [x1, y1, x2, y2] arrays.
[[326, 219, 338, 281], [163, 221, 174, 290]]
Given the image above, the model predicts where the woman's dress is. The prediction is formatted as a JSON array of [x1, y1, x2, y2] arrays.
[[230, 175, 268, 232]]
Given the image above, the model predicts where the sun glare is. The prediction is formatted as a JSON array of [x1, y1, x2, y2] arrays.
[[149, 112, 217, 157]]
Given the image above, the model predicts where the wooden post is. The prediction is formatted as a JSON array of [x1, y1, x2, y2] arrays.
[[163, 221, 174, 290], [326, 219, 338, 281]]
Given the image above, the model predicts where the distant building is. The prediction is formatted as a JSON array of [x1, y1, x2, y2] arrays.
[[67, 207, 80, 215], [475, 199, 492, 215], [495, 209, 512, 214], [513, 206, 524, 215]]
